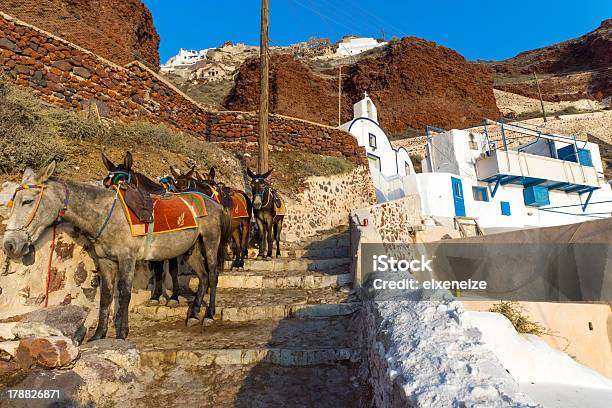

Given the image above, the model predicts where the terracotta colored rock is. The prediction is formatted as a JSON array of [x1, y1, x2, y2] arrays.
[[14, 336, 79, 369]]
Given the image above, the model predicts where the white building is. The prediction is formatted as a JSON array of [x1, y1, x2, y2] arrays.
[[160, 48, 209, 72], [341, 96, 612, 233], [336, 37, 387, 56], [340, 93, 414, 201]]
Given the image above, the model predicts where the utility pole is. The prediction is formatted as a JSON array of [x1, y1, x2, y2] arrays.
[[258, 0, 270, 173], [533, 71, 547, 123], [338, 65, 342, 126]]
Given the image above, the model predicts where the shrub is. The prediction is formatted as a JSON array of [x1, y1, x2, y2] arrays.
[[489, 301, 550, 336], [0, 81, 66, 173]]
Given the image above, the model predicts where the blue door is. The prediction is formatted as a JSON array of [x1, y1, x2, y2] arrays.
[[451, 177, 466, 216]]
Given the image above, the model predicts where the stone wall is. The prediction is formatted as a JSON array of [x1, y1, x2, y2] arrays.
[[282, 166, 376, 242], [391, 136, 427, 156], [0, 12, 366, 164], [360, 299, 536, 407]]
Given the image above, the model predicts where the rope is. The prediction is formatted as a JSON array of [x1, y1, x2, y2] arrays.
[[86, 188, 119, 241], [44, 224, 57, 308]]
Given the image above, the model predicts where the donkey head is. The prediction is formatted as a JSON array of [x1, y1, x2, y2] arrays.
[[246, 168, 273, 210], [169, 165, 197, 191], [102, 152, 133, 188], [3, 162, 62, 259]]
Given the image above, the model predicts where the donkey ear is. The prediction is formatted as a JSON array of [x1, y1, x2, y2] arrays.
[[123, 152, 133, 170], [209, 166, 216, 181], [21, 168, 36, 184], [246, 168, 256, 179], [101, 152, 116, 172], [36, 161, 56, 183], [262, 168, 274, 179], [185, 166, 196, 179]]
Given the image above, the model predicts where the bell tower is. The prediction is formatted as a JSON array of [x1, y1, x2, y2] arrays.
[[353, 91, 378, 123]]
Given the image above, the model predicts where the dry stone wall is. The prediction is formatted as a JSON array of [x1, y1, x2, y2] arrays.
[[281, 166, 376, 242], [0, 12, 365, 164]]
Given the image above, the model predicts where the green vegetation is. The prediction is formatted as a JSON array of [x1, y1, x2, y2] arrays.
[[489, 301, 551, 336], [409, 154, 423, 173]]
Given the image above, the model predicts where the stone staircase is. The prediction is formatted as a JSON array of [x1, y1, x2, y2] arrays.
[[127, 228, 366, 407]]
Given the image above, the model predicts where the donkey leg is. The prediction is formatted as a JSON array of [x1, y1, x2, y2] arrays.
[[89, 259, 116, 341], [187, 240, 208, 326], [266, 219, 274, 259], [230, 228, 242, 270], [149, 261, 164, 305], [240, 219, 250, 267], [114, 258, 136, 340], [203, 236, 221, 322], [167, 257, 180, 307], [256, 217, 266, 259], [274, 218, 283, 258]]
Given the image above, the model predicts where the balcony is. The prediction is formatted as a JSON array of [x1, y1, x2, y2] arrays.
[[476, 150, 602, 194]]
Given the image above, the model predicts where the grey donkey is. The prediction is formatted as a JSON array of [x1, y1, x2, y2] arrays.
[[3, 162, 231, 340]]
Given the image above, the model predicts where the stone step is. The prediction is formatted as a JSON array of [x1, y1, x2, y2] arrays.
[[224, 257, 350, 272], [136, 363, 363, 408], [133, 288, 360, 322], [217, 270, 353, 289], [140, 347, 357, 367], [131, 317, 359, 367], [231, 246, 349, 260]]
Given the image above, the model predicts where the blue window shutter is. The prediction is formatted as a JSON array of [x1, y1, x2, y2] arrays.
[[500, 201, 511, 216]]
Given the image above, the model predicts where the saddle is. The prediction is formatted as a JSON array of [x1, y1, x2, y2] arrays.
[[273, 191, 286, 216], [115, 187, 207, 237]]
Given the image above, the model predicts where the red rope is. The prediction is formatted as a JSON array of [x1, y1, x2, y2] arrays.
[[44, 224, 57, 308]]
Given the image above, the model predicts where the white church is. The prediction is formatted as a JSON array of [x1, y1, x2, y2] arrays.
[[341, 94, 612, 234]]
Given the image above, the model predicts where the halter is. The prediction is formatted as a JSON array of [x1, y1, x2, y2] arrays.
[[159, 176, 176, 193], [5, 181, 70, 246], [107, 170, 132, 186], [254, 181, 271, 208]]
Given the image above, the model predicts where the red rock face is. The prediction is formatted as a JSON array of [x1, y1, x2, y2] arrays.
[[0, 0, 160, 69], [485, 19, 611, 101], [14, 337, 79, 369], [225, 38, 500, 135]]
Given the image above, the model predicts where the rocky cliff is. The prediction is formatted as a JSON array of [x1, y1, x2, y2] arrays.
[[225, 38, 500, 136], [0, 0, 160, 69], [485, 19, 611, 102]]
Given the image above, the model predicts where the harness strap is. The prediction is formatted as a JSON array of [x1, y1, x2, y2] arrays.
[[86, 186, 119, 241]]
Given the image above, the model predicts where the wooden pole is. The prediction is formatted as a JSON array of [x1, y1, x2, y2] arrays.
[[338, 65, 342, 126], [258, 0, 270, 173], [533, 71, 547, 123]]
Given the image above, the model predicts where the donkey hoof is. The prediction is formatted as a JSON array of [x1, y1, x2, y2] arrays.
[[202, 318, 214, 326], [186, 317, 200, 327], [167, 299, 179, 308], [147, 299, 160, 306]]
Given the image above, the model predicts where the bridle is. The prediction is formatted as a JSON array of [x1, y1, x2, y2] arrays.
[[253, 179, 271, 208], [104, 170, 132, 188], [6, 182, 70, 246]]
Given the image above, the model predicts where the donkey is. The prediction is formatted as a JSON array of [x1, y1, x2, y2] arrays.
[[169, 166, 252, 269], [246, 168, 285, 259], [101, 152, 182, 307], [3, 162, 230, 340]]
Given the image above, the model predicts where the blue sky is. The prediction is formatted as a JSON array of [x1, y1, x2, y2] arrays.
[[143, 0, 611, 64]]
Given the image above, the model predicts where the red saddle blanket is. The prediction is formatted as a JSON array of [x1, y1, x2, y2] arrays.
[[231, 192, 249, 219], [116, 188, 207, 237]]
